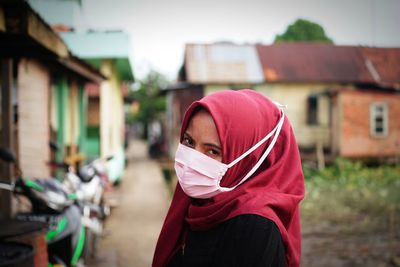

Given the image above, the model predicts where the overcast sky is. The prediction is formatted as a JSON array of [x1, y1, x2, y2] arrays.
[[82, 0, 400, 80]]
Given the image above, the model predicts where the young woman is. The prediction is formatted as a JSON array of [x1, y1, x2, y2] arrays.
[[153, 89, 305, 267]]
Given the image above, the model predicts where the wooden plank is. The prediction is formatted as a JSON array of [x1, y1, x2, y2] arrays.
[[0, 59, 14, 219], [0, 6, 5, 32], [26, 8, 69, 58]]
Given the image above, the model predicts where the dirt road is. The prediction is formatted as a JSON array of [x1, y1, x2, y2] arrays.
[[88, 138, 399, 267], [89, 139, 171, 267]]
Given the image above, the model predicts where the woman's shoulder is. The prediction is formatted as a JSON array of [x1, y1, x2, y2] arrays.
[[223, 214, 279, 231], [189, 214, 281, 244], [214, 214, 285, 266], [171, 214, 285, 267]]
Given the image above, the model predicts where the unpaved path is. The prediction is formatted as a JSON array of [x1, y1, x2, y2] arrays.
[[90, 139, 170, 267], [90, 139, 400, 267]]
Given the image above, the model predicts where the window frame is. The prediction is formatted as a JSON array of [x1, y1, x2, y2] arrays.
[[307, 94, 318, 125], [369, 102, 389, 138]]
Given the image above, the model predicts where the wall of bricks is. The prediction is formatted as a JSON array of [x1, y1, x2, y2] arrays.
[[339, 89, 400, 158]]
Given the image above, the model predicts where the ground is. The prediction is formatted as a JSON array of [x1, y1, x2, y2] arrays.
[[88, 138, 400, 267], [87, 139, 170, 267], [301, 221, 400, 267]]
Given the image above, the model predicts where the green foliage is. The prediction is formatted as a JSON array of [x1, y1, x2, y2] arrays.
[[302, 158, 400, 231], [274, 18, 333, 43], [127, 71, 168, 137]]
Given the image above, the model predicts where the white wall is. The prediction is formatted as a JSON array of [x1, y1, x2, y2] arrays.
[[203, 83, 339, 148], [18, 58, 50, 178], [256, 83, 335, 148]]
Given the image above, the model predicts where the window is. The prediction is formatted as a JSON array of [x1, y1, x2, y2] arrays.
[[307, 95, 318, 125], [370, 102, 388, 138], [307, 93, 331, 126]]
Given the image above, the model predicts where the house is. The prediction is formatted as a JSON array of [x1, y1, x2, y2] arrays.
[[165, 43, 400, 164], [28, 0, 135, 184], [61, 31, 134, 184], [165, 43, 264, 157], [0, 4, 104, 264], [0, 0, 104, 217], [332, 47, 400, 159]]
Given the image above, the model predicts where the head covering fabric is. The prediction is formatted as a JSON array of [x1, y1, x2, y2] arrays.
[[153, 89, 305, 267]]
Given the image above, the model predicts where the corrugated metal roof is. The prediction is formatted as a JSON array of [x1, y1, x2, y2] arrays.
[[185, 43, 264, 84], [183, 43, 400, 87], [361, 47, 400, 87], [256, 43, 375, 83]]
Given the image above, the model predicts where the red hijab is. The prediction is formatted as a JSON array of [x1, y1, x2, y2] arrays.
[[153, 89, 304, 267]]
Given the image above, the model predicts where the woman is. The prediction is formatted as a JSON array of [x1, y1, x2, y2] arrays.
[[153, 89, 305, 267]]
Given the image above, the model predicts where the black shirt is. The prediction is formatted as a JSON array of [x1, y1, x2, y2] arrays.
[[168, 214, 286, 267]]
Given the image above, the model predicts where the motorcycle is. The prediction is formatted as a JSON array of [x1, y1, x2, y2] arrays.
[[47, 151, 113, 261], [48, 141, 111, 217], [0, 148, 86, 267]]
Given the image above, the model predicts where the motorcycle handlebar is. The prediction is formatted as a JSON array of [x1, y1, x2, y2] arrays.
[[0, 148, 16, 163]]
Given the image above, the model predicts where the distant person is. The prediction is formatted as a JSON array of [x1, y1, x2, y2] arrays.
[[153, 89, 305, 267]]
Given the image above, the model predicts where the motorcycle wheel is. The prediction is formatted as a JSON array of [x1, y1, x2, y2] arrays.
[[83, 228, 98, 262]]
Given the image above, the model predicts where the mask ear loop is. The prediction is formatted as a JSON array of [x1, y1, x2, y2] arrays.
[[226, 111, 282, 168], [219, 107, 285, 192], [226, 106, 285, 169]]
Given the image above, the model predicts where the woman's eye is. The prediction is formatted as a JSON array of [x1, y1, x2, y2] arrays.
[[208, 149, 220, 156], [183, 137, 193, 147]]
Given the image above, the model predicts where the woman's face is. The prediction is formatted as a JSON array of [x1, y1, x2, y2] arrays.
[[182, 109, 222, 162]]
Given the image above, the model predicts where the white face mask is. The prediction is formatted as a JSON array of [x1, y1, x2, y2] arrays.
[[175, 106, 285, 199]]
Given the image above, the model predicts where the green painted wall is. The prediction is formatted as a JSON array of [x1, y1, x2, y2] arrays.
[[78, 85, 87, 153], [54, 78, 68, 179], [55, 78, 68, 162], [86, 126, 100, 158]]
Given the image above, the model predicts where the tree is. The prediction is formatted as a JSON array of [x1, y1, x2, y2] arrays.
[[127, 70, 168, 139], [274, 18, 333, 43]]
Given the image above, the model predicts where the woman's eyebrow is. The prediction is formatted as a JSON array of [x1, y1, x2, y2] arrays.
[[184, 132, 221, 150], [203, 143, 221, 150], [183, 132, 192, 139]]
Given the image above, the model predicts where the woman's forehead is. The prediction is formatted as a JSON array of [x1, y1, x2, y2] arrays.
[[187, 110, 220, 140]]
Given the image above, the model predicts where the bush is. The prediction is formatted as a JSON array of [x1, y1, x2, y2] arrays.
[[301, 158, 400, 232]]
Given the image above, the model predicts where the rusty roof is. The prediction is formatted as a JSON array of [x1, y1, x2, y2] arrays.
[[182, 43, 400, 87], [361, 47, 400, 88], [256, 43, 375, 83], [184, 43, 264, 84]]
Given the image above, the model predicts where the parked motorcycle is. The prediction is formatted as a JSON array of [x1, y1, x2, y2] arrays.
[[0, 148, 86, 267], [47, 149, 113, 261], [48, 141, 112, 217]]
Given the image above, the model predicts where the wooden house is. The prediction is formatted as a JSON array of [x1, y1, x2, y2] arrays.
[[28, 0, 135, 184], [165, 43, 400, 163], [61, 31, 134, 184], [0, 1, 104, 217]]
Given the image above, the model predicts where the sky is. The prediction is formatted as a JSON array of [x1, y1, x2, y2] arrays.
[[81, 0, 400, 80]]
